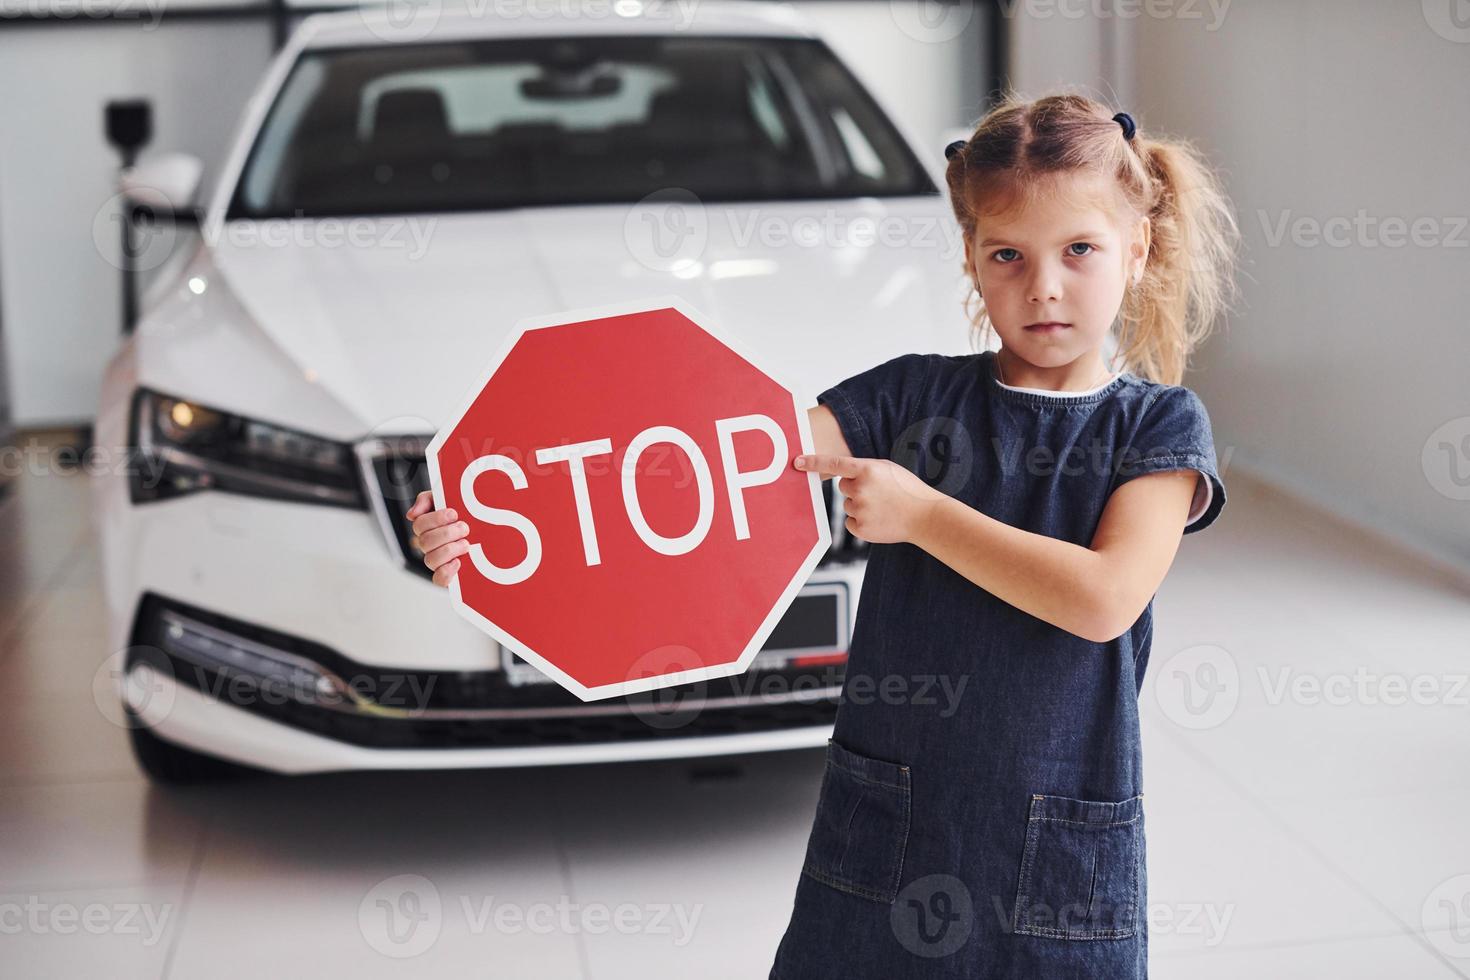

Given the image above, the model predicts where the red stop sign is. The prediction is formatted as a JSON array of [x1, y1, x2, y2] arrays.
[[426, 297, 830, 701]]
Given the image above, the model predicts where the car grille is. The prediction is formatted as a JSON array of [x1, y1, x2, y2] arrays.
[[359, 437, 869, 579]]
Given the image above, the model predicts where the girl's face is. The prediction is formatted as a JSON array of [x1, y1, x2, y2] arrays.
[[963, 171, 1150, 381]]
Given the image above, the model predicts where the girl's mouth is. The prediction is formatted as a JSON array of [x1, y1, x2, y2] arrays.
[[1024, 322, 1071, 332]]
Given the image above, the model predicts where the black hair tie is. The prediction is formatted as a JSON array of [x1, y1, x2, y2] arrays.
[[944, 139, 967, 161], [1112, 111, 1137, 142]]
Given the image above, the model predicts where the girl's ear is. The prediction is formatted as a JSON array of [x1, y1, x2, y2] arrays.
[[963, 233, 980, 290], [1132, 216, 1152, 277]]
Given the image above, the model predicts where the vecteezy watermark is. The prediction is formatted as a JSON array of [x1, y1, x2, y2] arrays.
[[0, 0, 168, 29], [0, 896, 174, 946], [1154, 644, 1470, 731], [93, 647, 178, 731], [1422, 0, 1470, 43], [892, 416, 976, 498], [1257, 209, 1470, 249], [1258, 665, 1470, 708], [360, 0, 702, 44], [1422, 416, 1470, 501], [623, 187, 711, 275], [982, 891, 1235, 946], [357, 874, 703, 958], [1153, 643, 1240, 730], [179, 659, 438, 714], [93, 197, 440, 273], [1423, 873, 1470, 959], [994, 0, 1232, 30], [433, 429, 794, 492], [621, 190, 966, 274], [727, 666, 968, 719], [0, 436, 166, 486], [888, 0, 975, 45], [622, 643, 711, 731], [892, 874, 974, 957], [839, 670, 971, 716], [987, 433, 1236, 484], [618, 663, 964, 734], [1146, 900, 1235, 946]]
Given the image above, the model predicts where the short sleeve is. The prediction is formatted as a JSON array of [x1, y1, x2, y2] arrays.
[[1112, 386, 1227, 534], [816, 353, 934, 462]]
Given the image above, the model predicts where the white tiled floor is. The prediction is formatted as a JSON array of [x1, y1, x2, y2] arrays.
[[2, 454, 1468, 978]]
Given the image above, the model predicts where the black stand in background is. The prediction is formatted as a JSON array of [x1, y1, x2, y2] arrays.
[[104, 99, 153, 341]]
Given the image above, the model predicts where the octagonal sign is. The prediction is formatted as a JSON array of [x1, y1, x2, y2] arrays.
[[425, 295, 831, 702]]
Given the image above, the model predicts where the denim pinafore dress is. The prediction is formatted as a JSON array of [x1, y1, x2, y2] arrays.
[[768, 349, 1226, 980]]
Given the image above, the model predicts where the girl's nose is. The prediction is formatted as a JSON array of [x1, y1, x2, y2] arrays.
[[1027, 270, 1062, 304]]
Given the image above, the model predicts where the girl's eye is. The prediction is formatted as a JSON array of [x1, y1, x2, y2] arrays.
[[992, 248, 1020, 263], [1068, 242, 1096, 257]]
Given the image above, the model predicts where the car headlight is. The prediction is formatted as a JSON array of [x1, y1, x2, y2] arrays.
[[129, 388, 365, 508]]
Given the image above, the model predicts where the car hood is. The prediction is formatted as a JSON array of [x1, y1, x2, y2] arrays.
[[138, 198, 974, 441]]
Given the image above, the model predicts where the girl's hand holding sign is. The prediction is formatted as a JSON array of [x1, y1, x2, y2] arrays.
[[405, 491, 468, 588]]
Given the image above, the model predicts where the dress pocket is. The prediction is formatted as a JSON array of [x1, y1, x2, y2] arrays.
[[1011, 791, 1144, 940], [799, 737, 912, 904]]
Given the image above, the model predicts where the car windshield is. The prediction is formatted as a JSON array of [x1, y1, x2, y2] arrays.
[[227, 34, 936, 218]]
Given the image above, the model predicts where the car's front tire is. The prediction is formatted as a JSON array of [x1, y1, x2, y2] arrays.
[[125, 711, 263, 785]]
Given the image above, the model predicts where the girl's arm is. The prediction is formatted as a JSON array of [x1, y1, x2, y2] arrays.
[[806, 404, 852, 468], [909, 469, 1201, 643], [795, 450, 1200, 643]]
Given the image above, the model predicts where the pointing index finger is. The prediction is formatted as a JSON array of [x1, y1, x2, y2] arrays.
[[794, 453, 862, 478]]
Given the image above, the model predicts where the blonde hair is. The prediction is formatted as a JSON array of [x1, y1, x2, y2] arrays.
[[945, 91, 1241, 385]]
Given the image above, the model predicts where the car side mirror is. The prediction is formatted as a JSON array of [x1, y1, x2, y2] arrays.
[[117, 152, 204, 224]]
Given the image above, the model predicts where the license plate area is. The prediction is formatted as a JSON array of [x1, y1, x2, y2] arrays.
[[497, 581, 850, 685]]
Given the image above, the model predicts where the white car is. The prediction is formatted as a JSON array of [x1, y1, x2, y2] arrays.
[[93, 0, 971, 782]]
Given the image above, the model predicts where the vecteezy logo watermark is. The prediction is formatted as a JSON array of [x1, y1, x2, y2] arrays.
[[623, 187, 709, 274], [362, 0, 443, 43], [621, 191, 966, 274], [1154, 649, 1470, 730], [1423, 873, 1470, 959], [362, 0, 703, 43], [1422, 416, 1470, 500], [93, 196, 441, 273], [614, 665, 966, 733], [0, 897, 174, 945], [889, 0, 975, 44], [982, 894, 1235, 945], [994, 0, 1232, 31], [1258, 666, 1470, 708], [986, 434, 1236, 484], [1257, 209, 1470, 249], [359, 875, 442, 958], [1422, 0, 1470, 43], [892, 874, 974, 957], [622, 643, 710, 731], [0, 0, 168, 29], [92, 190, 183, 274], [1153, 643, 1240, 730], [358, 874, 704, 958], [93, 647, 177, 731], [893, 416, 976, 497], [0, 436, 167, 486]]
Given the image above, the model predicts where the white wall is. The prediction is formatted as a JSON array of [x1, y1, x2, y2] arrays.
[[1006, 0, 1470, 575], [0, 19, 274, 427], [1132, 0, 1470, 576], [1006, 0, 1130, 106]]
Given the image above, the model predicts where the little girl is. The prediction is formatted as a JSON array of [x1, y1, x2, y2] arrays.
[[406, 92, 1239, 979]]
